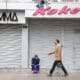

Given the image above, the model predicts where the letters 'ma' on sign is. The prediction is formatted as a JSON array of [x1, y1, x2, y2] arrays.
[[0, 12, 18, 21]]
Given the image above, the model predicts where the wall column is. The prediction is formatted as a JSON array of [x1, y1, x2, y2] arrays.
[[21, 25, 28, 68]]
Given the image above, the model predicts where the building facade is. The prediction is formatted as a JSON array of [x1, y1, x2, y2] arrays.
[[0, 0, 80, 72]]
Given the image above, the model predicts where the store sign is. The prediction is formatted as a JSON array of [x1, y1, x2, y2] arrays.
[[0, 11, 25, 24], [0, 12, 18, 21], [33, 6, 80, 16]]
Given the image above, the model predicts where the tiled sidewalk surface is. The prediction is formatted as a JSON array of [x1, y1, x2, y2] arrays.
[[0, 69, 80, 80]]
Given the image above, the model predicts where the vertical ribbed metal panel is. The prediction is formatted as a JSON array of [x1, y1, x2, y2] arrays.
[[63, 20, 74, 71], [29, 19, 80, 71], [0, 24, 22, 68], [63, 19, 80, 70], [29, 19, 62, 68], [74, 27, 80, 69]]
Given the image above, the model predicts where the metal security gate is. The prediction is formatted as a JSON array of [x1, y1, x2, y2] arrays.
[[74, 29, 80, 69], [29, 19, 63, 68], [29, 19, 80, 71], [0, 24, 22, 68], [62, 19, 80, 71]]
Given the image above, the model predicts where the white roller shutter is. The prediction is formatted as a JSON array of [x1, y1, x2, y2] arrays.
[[29, 19, 62, 68], [0, 24, 22, 68], [63, 19, 80, 70], [74, 28, 80, 69], [29, 19, 80, 71], [63, 20, 75, 71]]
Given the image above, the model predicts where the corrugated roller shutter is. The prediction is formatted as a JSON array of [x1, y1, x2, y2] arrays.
[[74, 28, 80, 69], [63, 20, 80, 70], [29, 19, 80, 71], [29, 19, 62, 68], [63, 20, 74, 71], [0, 24, 22, 68]]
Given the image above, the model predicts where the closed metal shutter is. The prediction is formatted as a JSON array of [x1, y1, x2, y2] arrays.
[[29, 19, 80, 71], [63, 19, 80, 70], [63, 20, 75, 71], [74, 28, 80, 69], [0, 24, 22, 68], [29, 19, 62, 68]]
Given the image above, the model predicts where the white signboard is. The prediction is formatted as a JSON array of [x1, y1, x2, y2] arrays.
[[25, 3, 80, 18], [0, 10, 25, 24]]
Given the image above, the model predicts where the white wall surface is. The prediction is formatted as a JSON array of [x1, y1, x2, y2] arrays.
[[7, 0, 31, 3], [0, 3, 6, 9], [0, 0, 6, 2], [1, 0, 80, 2]]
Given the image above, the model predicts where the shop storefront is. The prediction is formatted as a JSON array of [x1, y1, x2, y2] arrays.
[[26, 3, 80, 72], [0, 2, 80, 72], [28, 18, 80, 72], [0, 10, 28, 68]]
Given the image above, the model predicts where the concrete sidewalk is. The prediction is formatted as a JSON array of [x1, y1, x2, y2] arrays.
[[0, 69, 80, 80]]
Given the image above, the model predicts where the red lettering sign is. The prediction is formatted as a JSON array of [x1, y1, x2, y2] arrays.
[[33, 6, 80, 16]]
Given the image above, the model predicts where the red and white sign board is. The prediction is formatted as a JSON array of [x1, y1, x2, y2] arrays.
[[25, 3, 80, 18]]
